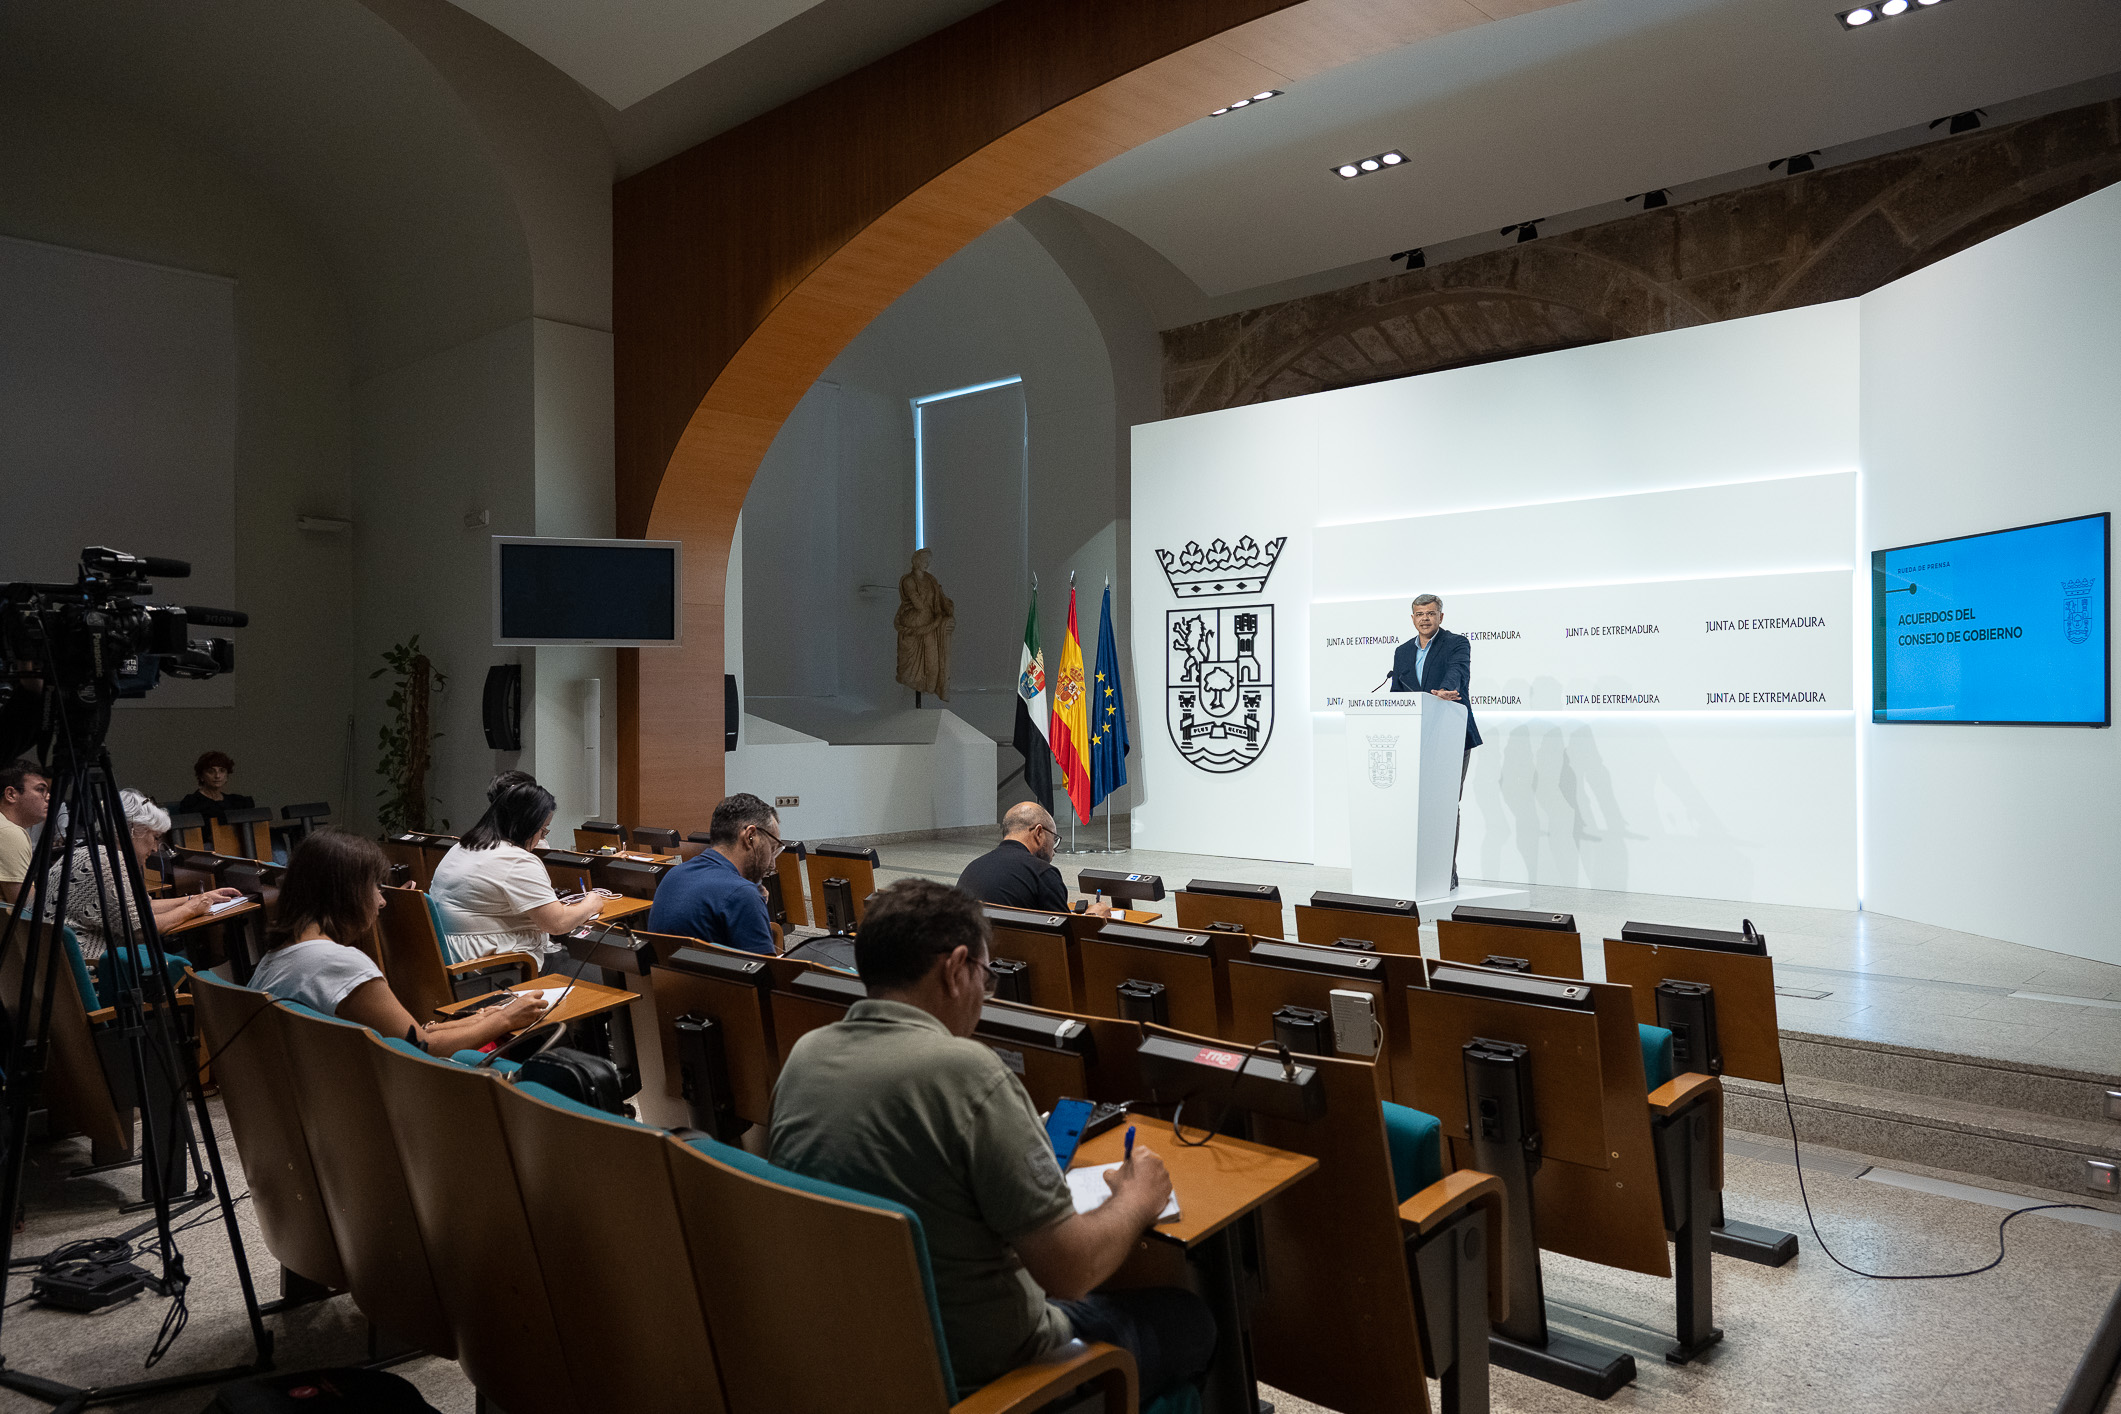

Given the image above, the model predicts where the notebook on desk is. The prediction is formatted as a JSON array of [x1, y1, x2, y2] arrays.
[[1065, 1164, 1180, 1222]]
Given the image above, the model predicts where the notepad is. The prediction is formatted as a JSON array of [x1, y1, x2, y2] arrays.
[[208, 896, 248, 915], [1065, 1164, 1180, 1222]]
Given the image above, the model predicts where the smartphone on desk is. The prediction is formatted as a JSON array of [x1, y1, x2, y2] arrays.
[[1045, 1096, 1095, 1170]]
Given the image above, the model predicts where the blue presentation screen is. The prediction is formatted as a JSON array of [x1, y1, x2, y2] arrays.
[[1872, 513, 2109, 726]]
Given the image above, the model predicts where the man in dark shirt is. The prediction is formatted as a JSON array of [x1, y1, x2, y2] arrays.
[[956, 803, 1109, 917], [647, 792, 782, 955]]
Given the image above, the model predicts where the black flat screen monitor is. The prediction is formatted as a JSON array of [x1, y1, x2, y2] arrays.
[[493, 536, 682, 646]]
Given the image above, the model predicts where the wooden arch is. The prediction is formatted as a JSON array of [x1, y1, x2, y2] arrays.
[[614, 0, 1565, 826]]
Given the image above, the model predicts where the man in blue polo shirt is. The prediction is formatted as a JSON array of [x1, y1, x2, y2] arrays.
[[647, 792, 782, 955]]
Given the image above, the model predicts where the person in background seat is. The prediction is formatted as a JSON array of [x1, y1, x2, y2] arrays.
[[175, 750, 255, 825], [647, 792, 781, 956], [956, 802, 1109, 917], [428, 781, 604, 966], [771, 878, 1213, 1401], [0, 759, 51, 904], [251, 830, 547, 1053]]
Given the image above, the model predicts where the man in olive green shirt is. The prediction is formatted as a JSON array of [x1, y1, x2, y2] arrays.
[[770, 878, 1213, 1400]]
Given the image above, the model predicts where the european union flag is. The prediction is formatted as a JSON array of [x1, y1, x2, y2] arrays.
[[1089, 583, 1130, 810]]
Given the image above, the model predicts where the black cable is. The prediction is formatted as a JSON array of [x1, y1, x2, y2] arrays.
[[1778, 1075, 2102, 1280], [1170, 1039, 1287, 1148]]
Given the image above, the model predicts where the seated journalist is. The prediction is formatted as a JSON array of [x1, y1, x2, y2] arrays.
[[955, 802, 1110, 917], [250, 830, 547, 1053], [647, 792, 781, 955], [769, 877, 1213, 1400]]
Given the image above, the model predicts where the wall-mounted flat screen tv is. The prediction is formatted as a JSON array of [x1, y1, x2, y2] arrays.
[[492, 536, 681, 647], [1871, 513, 2107, 726]]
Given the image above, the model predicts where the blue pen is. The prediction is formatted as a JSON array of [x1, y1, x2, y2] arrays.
[[1123, 1125, 1136, 1165]]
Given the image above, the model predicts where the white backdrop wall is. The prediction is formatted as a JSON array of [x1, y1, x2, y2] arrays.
[[1132, 302, 1863, 907], [1859, 182, 2121, 968]]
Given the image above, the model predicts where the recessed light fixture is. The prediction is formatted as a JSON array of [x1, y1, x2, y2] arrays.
[[1501, 220, 1544, 243], [1838, 0, 1950, 29], [1332, 149, 1406, 180], [1930, 108, 1986, 134], [1629, 189, 1670, 209], [1389, 248, 1425, 270], [1210, 89, 1283, 116], [1770, 151, 1821, 175]]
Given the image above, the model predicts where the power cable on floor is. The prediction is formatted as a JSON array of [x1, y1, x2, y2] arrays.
[[1779, 1076, 2102, 1279]]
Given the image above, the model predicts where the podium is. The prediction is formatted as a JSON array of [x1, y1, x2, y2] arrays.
[[1344, 694, 1467, 901]]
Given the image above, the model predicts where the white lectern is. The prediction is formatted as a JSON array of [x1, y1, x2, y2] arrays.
[[1344, 694, 1468, 901]]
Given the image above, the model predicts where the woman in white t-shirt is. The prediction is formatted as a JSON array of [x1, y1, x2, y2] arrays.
[[428, 781, 604, 964], [250, 830, 547, 1053]]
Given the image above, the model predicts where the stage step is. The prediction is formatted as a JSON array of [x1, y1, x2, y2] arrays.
[[1725, 1031, 2121, 1197]]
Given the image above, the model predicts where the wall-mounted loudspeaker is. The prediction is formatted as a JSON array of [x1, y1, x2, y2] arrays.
[[483, 664, 522, 751], [725, 673, 739, 752]]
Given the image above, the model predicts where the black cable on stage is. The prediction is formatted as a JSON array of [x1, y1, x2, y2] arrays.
[[1778, 1075, 2102, 1280]]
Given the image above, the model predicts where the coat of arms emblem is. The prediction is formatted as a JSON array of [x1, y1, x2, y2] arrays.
[[1166, 606, 1273, 773], [1159, 533, 1284, 775], [1366, 734, 1398, 789]]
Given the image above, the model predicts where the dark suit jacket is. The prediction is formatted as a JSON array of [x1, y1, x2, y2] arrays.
[[1389, 627, 1482, 749]]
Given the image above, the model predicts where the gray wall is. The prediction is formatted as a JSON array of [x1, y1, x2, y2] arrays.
[[741, 212, 1161, 818], [0, 83, 356, 811]]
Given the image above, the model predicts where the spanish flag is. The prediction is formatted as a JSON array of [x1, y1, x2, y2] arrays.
[[1050, 582, 1093, 824]]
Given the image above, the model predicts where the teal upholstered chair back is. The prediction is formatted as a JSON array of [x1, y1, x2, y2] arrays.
[[1639, 1023, 1675, 1091]]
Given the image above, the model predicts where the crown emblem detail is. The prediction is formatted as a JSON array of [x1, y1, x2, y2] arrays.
[[1155, 536, 1286, 599]]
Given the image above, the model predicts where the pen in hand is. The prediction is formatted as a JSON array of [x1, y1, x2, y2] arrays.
[[1123, 1125, 1136, 1167]]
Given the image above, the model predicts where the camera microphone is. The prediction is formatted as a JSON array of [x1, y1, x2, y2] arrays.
[[82, 547, 190, 579], [181, 607, 248, 629]]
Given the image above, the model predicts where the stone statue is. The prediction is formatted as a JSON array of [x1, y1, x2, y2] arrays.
[[894, 548, 955, 702]]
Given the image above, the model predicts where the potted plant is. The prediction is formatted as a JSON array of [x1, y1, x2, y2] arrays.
[[374, 636, 446, 834]]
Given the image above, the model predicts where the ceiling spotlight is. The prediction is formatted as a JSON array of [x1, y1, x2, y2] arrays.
[[1630, 189, 1670, 209], [1210, 88, 1282, 117], [1838, 0, 1950, 27], [1390, 247, 1425, 270], [1931, 108, 1986, 134], [1330, 149, 1408, 180], [1501, 220, 1544, 243], [1770, 151, 1820, 175]]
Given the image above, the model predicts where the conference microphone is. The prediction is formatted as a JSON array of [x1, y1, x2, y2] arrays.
[[1371, 673, 1393, 692]]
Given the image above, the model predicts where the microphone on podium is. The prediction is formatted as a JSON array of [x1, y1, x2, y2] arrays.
[[1371, 672, 1393, 692]]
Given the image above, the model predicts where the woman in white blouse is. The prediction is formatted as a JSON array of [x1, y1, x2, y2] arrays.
[[427, 781, 603, 965], [250, 830, 546, 1052]]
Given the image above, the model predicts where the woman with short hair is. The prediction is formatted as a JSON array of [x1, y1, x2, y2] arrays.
[[42, 788, 240, 967], [250, 830, 546, 1053], [428, 781, 603, 964], [175, 751, 254, 825]]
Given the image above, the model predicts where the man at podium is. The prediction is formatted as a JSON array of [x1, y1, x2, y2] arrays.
[[1388, 594, 1482, 888]]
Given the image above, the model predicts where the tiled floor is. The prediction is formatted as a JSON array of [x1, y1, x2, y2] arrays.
[[873, 830, 2121, 1076], [5, 1107, 2115, 1414]]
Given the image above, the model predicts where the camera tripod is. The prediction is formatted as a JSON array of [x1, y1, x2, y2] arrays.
[[0, 752, 273, 1407]]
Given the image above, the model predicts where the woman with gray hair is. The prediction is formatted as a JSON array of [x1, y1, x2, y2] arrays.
[[41, 789, 240, 987]]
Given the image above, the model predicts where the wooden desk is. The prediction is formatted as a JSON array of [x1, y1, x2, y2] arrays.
[[435, 974, 637, 1032], [1066, 899, 1161, 925], [163, 898, 261, 937], [1074, 1116, 1317, 1414], [595, 896, 653, 925]]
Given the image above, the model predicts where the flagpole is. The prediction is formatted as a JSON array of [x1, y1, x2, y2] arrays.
[[1070, 574, 1127, 855]]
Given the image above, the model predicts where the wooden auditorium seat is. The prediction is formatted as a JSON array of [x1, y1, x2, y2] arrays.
[[273, 1001, 456, 1357], [649, 941, 781, 1136], [1140, 1023, 1504, 1414], [803, 844, 879, 927], [191, 972, 347, 1298], [372, 886, 537, 1022], [982, 903, 1077, 1011], [771, 841, 809, 926], [1173, 880, 1284, 938], [1075, 921, 1225, 1038], [1293, 895, 1423, 956], [495, 1073, 732, 1414], [665, 1129, 1137, 1414], [371, 1043, 577, 1414], [1435, 918, 1585, 978], [631, 825, 682, 853], [574, 819, 627, 852]]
